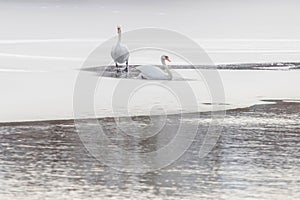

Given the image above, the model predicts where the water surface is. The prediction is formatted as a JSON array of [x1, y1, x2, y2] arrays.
[[0, 101, 299, 199]]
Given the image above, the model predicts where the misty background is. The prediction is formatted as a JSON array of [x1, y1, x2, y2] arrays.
[[0, 0, 299, 39], [0, 0, 299, 64]]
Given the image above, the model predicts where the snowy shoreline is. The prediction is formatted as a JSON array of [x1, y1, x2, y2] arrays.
[[1, 68, 300, 123], [0, 99, 298, 126]]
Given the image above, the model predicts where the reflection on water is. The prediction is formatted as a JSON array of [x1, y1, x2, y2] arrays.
[[0, 101, 300, 199]]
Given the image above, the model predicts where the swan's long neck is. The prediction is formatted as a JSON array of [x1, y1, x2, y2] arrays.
[[117, 32, 121, 43], [161, 58, 172, 80]]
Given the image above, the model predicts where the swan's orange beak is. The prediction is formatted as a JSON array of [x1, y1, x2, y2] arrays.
[[166, 57, 171, 62]]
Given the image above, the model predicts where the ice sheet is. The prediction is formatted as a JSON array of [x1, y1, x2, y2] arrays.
[[1, 68, 300, 122]]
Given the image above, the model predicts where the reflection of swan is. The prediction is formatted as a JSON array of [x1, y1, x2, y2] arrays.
[[136, 55, 172, 80], [111, 26, 130, 72]]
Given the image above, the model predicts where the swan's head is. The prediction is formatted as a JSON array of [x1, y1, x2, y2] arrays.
[[161, 55, 171, 62], [117, 25, 121, 34]]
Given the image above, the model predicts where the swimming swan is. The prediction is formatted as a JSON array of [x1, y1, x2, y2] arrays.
[[136, 55, 172, 80]]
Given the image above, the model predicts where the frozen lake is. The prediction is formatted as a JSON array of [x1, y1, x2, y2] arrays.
[[1, 33, 300, 123], [0, 66, 300, 122]]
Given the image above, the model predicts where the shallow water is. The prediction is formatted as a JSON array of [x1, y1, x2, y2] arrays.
[[0, 101, 299, 199]]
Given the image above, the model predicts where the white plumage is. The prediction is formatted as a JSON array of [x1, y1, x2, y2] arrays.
[[111, 26, 129, 70], [136, 55, 172, 80]]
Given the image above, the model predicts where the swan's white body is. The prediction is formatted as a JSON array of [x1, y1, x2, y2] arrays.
[[111, 27, 129, 65], [136, 56, 172, 80]]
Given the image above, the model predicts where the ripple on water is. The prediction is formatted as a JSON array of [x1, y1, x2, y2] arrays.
[[0, 101, 300, 199]]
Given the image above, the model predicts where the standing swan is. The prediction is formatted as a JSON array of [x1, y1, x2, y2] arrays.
[[136, 55, 172, 80], [111, 26, 130, 72]]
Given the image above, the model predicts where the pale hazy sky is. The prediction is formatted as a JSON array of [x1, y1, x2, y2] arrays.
[[0, 0, 299, 40]]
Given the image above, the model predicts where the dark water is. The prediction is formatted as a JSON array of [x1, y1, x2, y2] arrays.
[[0, 101, 300, 199], [85, 61, 300, 74]]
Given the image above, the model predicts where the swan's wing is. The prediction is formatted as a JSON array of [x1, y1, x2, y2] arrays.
[[136, 65, 169, 80], [111, 44, 129, 63]]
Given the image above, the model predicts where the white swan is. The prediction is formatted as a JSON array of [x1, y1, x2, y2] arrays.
[[136, 55, 172, 80], [111, 26, 130, 72]]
